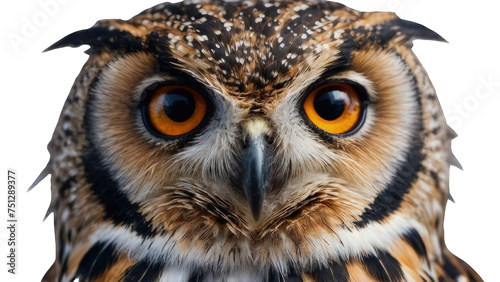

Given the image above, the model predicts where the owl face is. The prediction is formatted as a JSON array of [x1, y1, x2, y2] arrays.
[[90, 43, 420, 224], [41, 0, 481, 280], [87, 7, 415, 228]]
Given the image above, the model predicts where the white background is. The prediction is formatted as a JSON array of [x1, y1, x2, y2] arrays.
[[1, 0, 498, 281]]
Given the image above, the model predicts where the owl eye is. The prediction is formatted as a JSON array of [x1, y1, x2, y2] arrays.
[[144, 85, 207, 137], [303, 83, 364, 135]]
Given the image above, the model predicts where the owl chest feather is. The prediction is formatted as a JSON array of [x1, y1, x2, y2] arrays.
[[51, 212, 476, 281]]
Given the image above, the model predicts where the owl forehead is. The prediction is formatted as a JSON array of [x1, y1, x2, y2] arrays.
[[128, 0, 391, 102]]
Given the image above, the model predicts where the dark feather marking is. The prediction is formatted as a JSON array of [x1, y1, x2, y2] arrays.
[[82, 76, 157, 238], [75, 242, 119, 281], [286, 267, 303, 282], [442, 254, 461, 280], [267, 267, 303, 282], [58, 228, 69, 282], [377, 250, 405, 280], [361, 253, 389, 281], [452, 255, 481, 282], [362, 251, 404, 281], [267, 268, 282, 282], [354, 137, 423, 227], [122, 260, 165, 282], [316, 53, 353, 81], [311, 259, 350, 282], [429, 171, 440, 190], [187, 268, 206, 282], [145, 31, 178, 72], [402, 228, 428, 259], [81, 141, 156, 237], [354, 74, 424, 227], [57, 228, 67, 269]]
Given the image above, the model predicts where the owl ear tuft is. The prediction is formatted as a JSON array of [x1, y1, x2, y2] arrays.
[[393, 19, 448, 43], [43, 25, 144, 53]]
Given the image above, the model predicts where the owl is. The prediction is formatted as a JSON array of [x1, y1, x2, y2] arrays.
[[32, 0, 482, 281]]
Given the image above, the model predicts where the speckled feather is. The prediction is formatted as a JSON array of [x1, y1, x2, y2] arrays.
[[38, 0, 481, 281]]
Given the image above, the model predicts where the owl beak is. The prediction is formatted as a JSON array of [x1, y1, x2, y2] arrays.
[[242, 128, 271, 222]]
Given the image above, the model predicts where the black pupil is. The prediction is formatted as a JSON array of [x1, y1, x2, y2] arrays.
[[162, 89, 196, 122], [313, 87, 347, 121]]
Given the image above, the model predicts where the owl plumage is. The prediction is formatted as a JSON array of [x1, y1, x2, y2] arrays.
[[35, 0, 482, 281]]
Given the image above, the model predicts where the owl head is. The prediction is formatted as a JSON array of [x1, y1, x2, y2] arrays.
[[36, 0, 480, 280]]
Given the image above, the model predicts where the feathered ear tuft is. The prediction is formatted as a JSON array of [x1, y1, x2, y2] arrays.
[[44, 24, 144, 53], [392, 19, 448, 43]]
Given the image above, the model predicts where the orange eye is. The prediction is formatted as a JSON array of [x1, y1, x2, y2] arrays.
[[303, 83, 363, 135], [146, 85, 207, 136]]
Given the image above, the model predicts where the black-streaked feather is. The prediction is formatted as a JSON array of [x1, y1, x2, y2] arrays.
[[122, 260, 165, 282], [74, 242, 119, 281], [311, 259, 350, 282], [362, 251, 404, 281], [402, 229, 428, 259]]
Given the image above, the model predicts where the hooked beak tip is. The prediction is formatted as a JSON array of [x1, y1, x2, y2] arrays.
[[241, 132, 271, 222], [250, 196, 264, 222]]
